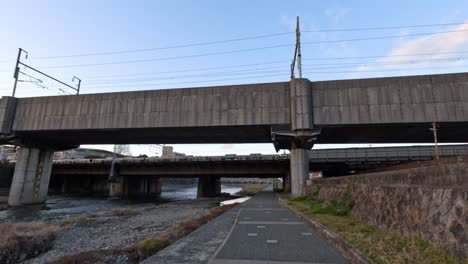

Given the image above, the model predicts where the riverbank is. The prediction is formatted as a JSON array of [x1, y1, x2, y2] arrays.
[[0, 184, 245, 263], [10, 198, 228, 263]]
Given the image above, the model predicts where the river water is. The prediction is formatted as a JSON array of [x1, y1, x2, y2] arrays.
[[161, 184, 241, 200], [0, 184, 242, 223]]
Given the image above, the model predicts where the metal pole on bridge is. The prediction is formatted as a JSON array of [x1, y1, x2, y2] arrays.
[[12, 48, 28, 97], [296, 16, 302, 78], [290, 16, 302, 79], [430, 122, 439, 162]]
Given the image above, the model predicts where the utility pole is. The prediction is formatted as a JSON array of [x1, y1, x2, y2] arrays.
[[12, 48, 28, 97], [430, 122, 439, 162], [12, 48, 80, 96], [290, 16, 302, 79], [296, 16, 302, 78], [72, 76, 82, 95]]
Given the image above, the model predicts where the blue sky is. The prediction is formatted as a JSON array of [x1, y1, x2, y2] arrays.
[[0, 1, 467, 156]]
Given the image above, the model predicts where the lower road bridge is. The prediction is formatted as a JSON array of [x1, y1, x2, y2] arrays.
[[30, 144, 468, 199]]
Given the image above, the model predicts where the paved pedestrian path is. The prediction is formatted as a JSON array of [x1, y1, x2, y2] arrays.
[[211, 188, 349, 264], [144, 187, 349, 264]]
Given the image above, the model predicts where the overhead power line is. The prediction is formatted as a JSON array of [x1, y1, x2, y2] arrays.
[[84, 64, 468, 86], [84, 69, 287, 85], [32, 32, 294, 59], [304, 56, 468, 66], [83, 52, 468, 80], [302, 22, 465, 33], [27, 22, 466, 60], [303, 65, 468, 74], [76, 65, 468, 90], [81, 73, 288, 89], [34, 28, 468, 69], [302, 29, 468, 45], [86, 60, 290, 78], [37, 44, 294, 69], [302, 50, 468, 61]]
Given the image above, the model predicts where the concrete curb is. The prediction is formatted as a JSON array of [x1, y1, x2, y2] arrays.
[[278, 197, 374, 264]]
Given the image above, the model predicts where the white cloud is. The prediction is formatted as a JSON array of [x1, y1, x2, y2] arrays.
[[384, 21, 468, 63], [347, 21, 468, 78]]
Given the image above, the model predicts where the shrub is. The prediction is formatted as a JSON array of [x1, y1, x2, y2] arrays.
[[139, 237, 171, 256], [0, 222, 60, 263]]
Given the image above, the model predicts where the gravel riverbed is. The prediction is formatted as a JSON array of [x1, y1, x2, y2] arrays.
[[22, 199, 222, 264]]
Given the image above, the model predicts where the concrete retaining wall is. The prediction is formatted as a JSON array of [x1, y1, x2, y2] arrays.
[[305, 160, 468, 259]]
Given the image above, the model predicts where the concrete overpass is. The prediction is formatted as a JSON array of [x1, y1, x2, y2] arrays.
[[1, 72, 468, 205], [51, 144, 468, 175], [42, 144, 468, 198]]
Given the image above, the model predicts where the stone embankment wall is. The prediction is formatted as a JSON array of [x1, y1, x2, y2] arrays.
[[305, 157, 468, 259]]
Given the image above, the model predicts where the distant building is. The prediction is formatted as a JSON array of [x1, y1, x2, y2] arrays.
[[161, 146, 186, 158], [54, 148, 126, 160], [0, 145, 17, 162]]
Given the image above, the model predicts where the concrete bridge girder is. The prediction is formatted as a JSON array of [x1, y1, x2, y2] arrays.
[[4, 72, 468, 206]]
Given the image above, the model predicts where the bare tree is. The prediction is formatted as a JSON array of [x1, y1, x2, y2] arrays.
[[113, 145, 131, 156]]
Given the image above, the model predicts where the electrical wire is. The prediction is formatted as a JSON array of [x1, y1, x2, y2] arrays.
[[76, 65, 468, 90], [302, 29, 468, 45], [304, 51, 468, 61], [83, 60, 468, 86], [84, 69, 287, 85], [79, 73, 288, 89], [83, 55, 468, 80], [34, 29, 468, 69], [32, 32, 295, 59], [85, 60, 290, 78], [29, 22, 466, 59], [302, 22, 465, 32], [302, 65, 468, 74], [37, 44, 294, 69]]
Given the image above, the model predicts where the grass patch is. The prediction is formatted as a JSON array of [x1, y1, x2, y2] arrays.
[[0, 207, 140, 263], [139, 237, 171, 256], [0, 222, 60, 263], [59, 207, 139, 227], [49, 203, 239, 264], [102, 207, 139, 217], [236, 183, 268, 196], [286, 196, 468, 264]]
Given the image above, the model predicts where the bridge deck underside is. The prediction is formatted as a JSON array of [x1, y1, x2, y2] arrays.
[[12, 122, 468, 148], [52, 160, 290, 178], [12, 125, 288, 147], [317, 122, 468, 143]]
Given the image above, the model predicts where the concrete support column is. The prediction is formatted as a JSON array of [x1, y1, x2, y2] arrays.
[[148, 177, 162, 197], [290, 147, 309, 197], [139, 176, 148, 197], [8, 147, 54, 206], [283, 172, 291, 193], [109, 177, 125, 198], [61, 175, 68, 194], [197, 176, 221, 198]]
